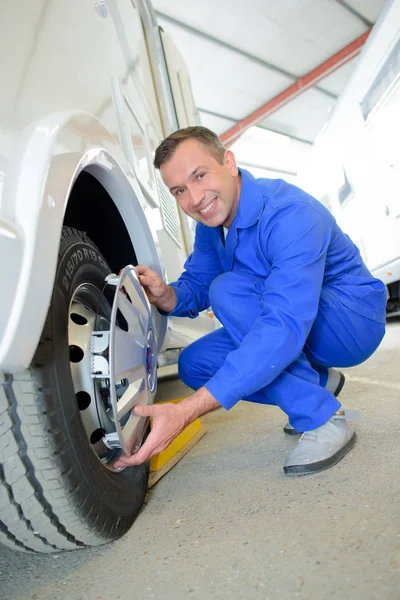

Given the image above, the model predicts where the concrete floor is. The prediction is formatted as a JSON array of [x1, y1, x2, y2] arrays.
[[2, 321, 400, 600]]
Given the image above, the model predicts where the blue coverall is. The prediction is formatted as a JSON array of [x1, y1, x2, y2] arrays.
[[166, 169, 387, 431]]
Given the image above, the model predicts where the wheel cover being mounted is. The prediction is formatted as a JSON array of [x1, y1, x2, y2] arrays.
[[69, 265, 157, 467]]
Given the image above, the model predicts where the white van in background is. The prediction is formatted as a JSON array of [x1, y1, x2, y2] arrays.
[[0, 0, 217, 553], [298, 0, 400, 314]]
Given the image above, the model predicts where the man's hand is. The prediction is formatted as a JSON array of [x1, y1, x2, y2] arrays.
[[113, 402, 188, 467], [134, 265, 177, 313], [113, 387, 220, 468]]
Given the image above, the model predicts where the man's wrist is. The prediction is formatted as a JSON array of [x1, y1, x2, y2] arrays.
[[179, 387, 221, 425], [156, 285, 177, 313]]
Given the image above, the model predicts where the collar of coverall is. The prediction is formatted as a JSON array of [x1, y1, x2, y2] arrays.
[[231, 168, 264, 230]]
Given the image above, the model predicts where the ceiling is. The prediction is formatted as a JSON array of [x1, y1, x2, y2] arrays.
[[153, 0, 387, 181]]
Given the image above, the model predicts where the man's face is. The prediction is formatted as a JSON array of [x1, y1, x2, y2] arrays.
[[160, 138, 241, 228]]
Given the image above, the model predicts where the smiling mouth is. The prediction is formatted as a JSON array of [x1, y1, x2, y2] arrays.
[[199, 197, 217, 215]]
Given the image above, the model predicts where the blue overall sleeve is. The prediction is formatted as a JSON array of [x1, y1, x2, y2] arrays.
[[205, 202, 333, 409], [165, 224, 223, 318]]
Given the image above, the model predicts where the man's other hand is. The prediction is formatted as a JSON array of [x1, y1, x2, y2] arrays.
[[113, 402, 188, 468], [134, 265, 177, 313], [113, 387, 220, 468]]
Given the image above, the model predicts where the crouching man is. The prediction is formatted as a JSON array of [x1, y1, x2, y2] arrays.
[[114, 127, 386, 475]]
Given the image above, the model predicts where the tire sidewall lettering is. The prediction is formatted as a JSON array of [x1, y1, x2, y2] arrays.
[[60, 244, 108, 295]]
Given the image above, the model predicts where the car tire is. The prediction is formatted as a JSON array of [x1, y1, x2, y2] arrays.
[[0, 227, 150, 553]]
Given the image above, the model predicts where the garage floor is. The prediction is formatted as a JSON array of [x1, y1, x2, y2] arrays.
[[2, 320, 400, 600]]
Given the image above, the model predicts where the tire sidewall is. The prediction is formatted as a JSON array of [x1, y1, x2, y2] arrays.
[[41, 231, 149, 522]]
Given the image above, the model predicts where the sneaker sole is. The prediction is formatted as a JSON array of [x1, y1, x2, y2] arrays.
[[283, 371, 346, 436], [283, 426, 301, 435], [283, 431, 357, 476], [333, 371, 346, 397]]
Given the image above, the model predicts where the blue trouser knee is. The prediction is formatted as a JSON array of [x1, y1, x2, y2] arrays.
[[179, 272, 385, 431]]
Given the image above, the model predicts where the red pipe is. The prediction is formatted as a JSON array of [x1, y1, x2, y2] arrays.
[[220, 28, 372, 147]]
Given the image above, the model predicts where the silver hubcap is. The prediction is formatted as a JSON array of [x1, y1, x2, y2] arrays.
[[68, 268, 157, 469]]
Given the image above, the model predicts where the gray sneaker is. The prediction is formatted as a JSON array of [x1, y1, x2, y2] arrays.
[[283, 368, 345, 435], [283, 417, 356, 475]]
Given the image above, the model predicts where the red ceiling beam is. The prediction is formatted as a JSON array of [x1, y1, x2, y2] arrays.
[[220, 28, 372, 147]]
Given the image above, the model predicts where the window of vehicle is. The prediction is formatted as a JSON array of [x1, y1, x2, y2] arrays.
[[361, 35, 400, 121], [338, 168, 354, 205]]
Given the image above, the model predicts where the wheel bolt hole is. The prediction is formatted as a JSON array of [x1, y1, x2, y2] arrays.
[[70, 313, 88, 325], [69, 345, 84, 363], [76, 391, 91, 411], [90, 428, 106, 445]]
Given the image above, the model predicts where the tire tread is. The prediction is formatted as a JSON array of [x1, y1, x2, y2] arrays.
[[0, 374, 85, 552]]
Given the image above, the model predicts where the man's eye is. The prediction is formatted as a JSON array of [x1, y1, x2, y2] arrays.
[[176, 188, 185, 196], [196, 172, 205, 180]]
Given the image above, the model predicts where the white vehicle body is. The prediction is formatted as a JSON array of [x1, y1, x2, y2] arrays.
[[0, 0, 216, 374], [0, 0, 221, 554], [298, 0, 400, 308]]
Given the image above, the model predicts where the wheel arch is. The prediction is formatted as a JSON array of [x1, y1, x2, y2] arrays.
[[64, 170, 138, 275], [1, 110, 166, 372]]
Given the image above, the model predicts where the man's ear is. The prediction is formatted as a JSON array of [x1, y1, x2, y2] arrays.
[[224, 150, 239, 176]]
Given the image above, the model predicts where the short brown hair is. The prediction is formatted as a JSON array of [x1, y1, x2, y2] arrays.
[[153, 126, 226, 169]]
